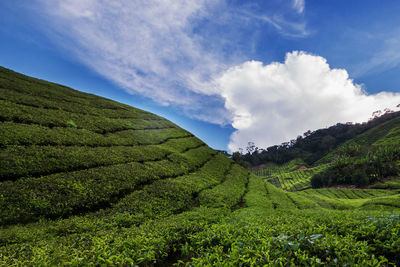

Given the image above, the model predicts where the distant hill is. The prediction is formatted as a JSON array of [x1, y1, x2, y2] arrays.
[[241, 109, 400, 166], [1, 67, 399, 266], [317, 114, 400, 163], [250, 106, 400, 190]]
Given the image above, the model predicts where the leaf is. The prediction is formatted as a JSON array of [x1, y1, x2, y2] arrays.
[[297, 233, 305, 241], [309, 234, 323, 241], [288, 242, 300, 251], [278, 235, 290, 240]]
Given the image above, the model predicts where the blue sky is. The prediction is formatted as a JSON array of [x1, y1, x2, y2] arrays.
[[1, 0, 400, 151]]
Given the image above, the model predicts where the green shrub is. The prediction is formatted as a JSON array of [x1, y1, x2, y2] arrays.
[[66, 120, 77, 128]]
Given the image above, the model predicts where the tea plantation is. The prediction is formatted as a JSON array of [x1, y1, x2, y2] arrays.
[[0, 67, 399, 266]]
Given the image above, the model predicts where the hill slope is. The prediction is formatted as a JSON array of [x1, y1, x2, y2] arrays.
[[253, 112, 400, 190], [317, 114, 400, 163], [1, 67, 399, 266], [242, 109, 400, 166], [0, 66, 240, 226]]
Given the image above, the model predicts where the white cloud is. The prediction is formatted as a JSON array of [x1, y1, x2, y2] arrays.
[[29, 0, 309, 124], [35, 0, 229, 123], [354, 29, 400, 77], [238, 9, 309, 38], [217, 51, 400, 152], [293, 0, 305, 14]]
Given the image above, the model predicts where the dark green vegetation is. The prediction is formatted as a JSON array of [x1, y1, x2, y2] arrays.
[[307, 112, 400, 188], [241, 109, 400, 166], [312, 145, 400, 188], [1, 67, 400, 266]]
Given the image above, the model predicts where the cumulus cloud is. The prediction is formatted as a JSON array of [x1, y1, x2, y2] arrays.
[[217, 51, 400, 152]]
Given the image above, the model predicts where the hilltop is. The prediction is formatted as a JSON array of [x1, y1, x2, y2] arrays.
[[0, 67, 399, 266]]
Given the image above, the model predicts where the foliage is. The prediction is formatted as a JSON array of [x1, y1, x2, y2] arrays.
[[311, 146, 400, 188], [1, 175, 399, 266]]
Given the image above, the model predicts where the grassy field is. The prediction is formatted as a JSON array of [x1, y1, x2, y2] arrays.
[[1, 67, 400, 266]]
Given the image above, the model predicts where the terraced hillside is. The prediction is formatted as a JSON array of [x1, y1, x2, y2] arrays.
[[1, 67, 400, 266], [0, 67, 229, 225], [254, 159, 329, 191], [254, 111, 400, 191]]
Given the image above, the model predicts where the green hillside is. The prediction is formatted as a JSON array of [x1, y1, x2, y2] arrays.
[[1, 67, 400, 266], [242, 110, 400, 167], [251, 107, 400, 190], [317, 114, 400, 164]]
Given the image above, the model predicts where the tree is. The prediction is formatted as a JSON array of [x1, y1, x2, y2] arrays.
[[303, 130, 312, 137]]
